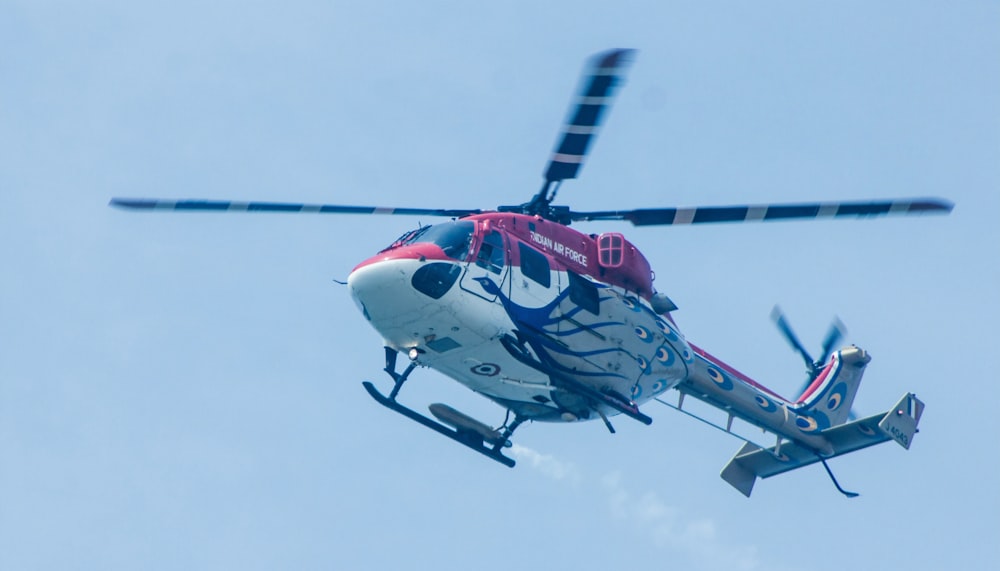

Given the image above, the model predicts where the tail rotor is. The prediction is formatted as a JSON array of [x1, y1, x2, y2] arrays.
[[770, 306, 848, 402]]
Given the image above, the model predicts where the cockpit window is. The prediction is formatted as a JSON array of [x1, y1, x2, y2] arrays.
[[387, 221, 475, 261]]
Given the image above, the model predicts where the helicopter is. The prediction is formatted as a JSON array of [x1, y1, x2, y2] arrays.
[[111, 49, 950, 497]]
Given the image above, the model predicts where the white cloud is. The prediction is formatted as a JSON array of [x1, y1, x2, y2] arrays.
[[510, 449, 773, 571], [509, 443, 582, 485], [602, 471, 761, 571]]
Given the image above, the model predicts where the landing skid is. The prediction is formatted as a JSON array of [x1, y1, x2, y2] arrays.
[[363, 347, 519, 468], [362, 382, 517, 467]]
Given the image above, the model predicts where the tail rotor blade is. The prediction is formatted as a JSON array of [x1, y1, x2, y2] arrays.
[[774, 310, 860, 416], [770, 306, 815, 375], [818, 317, 846, 365]]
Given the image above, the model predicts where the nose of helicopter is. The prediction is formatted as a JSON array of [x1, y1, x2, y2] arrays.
[[348, 256, 463, 336], [348, 257, 417, 322]]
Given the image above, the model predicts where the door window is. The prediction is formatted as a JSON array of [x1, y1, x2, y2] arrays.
[[475, 231, 505, 274]]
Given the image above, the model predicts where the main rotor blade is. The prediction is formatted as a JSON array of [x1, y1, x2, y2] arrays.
[[543, 48, 636, 185], [109, 198, 481, 218], [570, 197, 953, 226]]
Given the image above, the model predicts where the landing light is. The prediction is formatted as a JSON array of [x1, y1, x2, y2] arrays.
[[408, 347, 423, 361]]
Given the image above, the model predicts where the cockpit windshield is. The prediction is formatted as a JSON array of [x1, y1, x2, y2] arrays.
[[386, 220, 475, 261]]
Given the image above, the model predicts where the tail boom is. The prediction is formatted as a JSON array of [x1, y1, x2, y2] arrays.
[[680, 346, 872, 457]]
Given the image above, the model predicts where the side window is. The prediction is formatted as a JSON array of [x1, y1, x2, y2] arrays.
[[597, 233, 625, 267], [518, 242, 551, 288], [476, 231, 505, 274], [567, 271, 600, 315]]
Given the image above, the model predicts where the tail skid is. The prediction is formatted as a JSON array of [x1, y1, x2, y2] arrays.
[[720, 393, 924, 497]]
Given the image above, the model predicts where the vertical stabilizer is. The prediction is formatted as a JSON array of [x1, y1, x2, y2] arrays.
[[795, 346, 871, 426], [720, 442, 763, 497], [878, 393, 924, 449]]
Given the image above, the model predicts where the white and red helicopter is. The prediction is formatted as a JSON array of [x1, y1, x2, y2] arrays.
[[112, 49, 950, 497]]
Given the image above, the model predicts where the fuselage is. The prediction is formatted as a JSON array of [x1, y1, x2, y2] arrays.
[[348, 212, 857, 444], [348, 212, 694, 421]]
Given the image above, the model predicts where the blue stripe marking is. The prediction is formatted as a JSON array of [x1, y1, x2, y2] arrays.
[[546, 161, 580, 181], [247, 202, 302, 212], [906, 199, 953, 212], [837, 203, 891, 216], [764, 205, 820, 220], [625, 209, 677, 225], [556, 133, 591, 156], [569, 104, 603, 127], [174, 201, 231, 210], [109, 198, 159, 209], [584, 75, 616, 97], [692, 207, 749, 224]]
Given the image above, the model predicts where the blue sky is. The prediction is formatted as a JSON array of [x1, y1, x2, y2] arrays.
[[2, 1, 998, 569]]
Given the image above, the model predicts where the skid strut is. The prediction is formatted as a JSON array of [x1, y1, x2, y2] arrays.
[[500, 333, 652, 426], [362, 347, 519, 468]]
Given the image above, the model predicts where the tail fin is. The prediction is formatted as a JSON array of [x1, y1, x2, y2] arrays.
[[878, 392, 925, 449], [794, 345, 870, 426]]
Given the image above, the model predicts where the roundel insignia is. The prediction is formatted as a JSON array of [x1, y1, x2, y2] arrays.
[[623, 296, 642, 312], [827, 393, 842, 411], [655, 346, 675, 365], [636, 356, 651, 373], [755, 394, 777, 413], [826, 382, 848, 411], [796, 415, 820, 432], [707, 367, 733, 390], [634, 326, 653, 343], [857, 423, 877, 437], [681, 347, 694, 363], [631, 384, 642, 398], [470, 363, 501, 377], [811, 410, 832, 430], [652, 379, 667, 394], [655, 319, 679, 341]]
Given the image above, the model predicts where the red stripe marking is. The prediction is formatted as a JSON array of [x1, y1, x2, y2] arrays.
[[797, 359, 835, 404], [351, 243, 454, 272]]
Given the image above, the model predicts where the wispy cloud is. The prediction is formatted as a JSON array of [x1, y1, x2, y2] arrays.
[[602, 471, 761, 571], [509, 443, 582, 485], [511, 445, 774, 571]]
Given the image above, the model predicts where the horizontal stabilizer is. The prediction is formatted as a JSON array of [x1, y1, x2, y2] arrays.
[[720, 393, 923, 496]]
